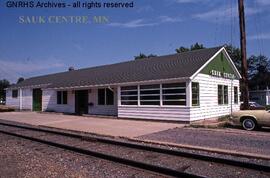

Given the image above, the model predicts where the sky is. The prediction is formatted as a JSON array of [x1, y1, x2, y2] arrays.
[[0, 0, 270, 83]]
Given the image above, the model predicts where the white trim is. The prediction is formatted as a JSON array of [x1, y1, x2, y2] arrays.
[[190, 47, 242, 80], [19, 89, 22, 110], [222, 47, 242, 79], [190, 47, 223, 80], [137, 85, 140, 106], [117, 86, 121, 106], [160, 84, 163, 106], [186, 80, 192, 107], [6, 83, 51, 90], [45, 77, 189, 90]]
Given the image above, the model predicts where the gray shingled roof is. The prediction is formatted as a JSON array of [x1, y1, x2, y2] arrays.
[[9, 46, 222, 89]]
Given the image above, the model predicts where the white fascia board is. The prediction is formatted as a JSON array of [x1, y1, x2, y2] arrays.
[[48, 77, 189, 90], [222, 47, 242, 79]]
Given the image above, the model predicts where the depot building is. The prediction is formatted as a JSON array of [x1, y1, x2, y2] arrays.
[[6, 46, 241, 122]]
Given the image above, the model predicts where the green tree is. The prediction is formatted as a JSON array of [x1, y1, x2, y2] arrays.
[[248, 55, 270, 90], [175, 42, 205, 53], [175, 47, 189, 53], [17, 77, 24, 84], [225, 44, 242, 72], [0, 79, 10, 102], [134, 53, 157, 60], [191, 42, 205, 50]]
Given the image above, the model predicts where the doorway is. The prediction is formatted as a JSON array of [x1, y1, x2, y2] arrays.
[[75, 90, 89, 115], [32, 88, 42, 111]]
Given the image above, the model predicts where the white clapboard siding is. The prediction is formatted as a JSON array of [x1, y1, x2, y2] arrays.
[[118, 106, 190, 121], [190, 74, 240, 121], [88, 88, 118, 116], [43, 89, 75, 113], [21, 89, 32, 110], [5, 89, 20, 109]]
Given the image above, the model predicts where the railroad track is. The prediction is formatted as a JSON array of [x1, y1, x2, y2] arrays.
[[0, 121, 269, 178]]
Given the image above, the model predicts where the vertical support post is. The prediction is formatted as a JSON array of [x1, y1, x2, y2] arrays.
[[186, 80, 192, 107], [231, 79, 233, 115], [160, 84, 163, 106], [238, 0, 249, 109], [137, 85, 140, 106], [19, 88, 23, 110], [117, 86, 121, 106]]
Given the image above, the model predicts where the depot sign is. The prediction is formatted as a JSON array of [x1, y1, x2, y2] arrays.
[[210, 70, 235, 79]]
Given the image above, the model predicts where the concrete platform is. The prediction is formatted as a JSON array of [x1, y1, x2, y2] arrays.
[[0, 112, 184, 137]]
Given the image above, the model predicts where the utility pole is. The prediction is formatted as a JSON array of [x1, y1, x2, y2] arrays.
[[238, 0, 249, 109]]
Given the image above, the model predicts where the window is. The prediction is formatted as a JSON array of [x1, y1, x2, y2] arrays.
[[218, 85, 228, 105], [224, 86, 228, 104], [121, 86, 138, 105], [218, 85, 223, 104], [98, 88, 114, 105], [162, 83, 186, 106], [234, 86, 238, 104], [98, 89, 105, 105], [12, 90, 18, 98], [57, 91, 67, 104], [140, 84, 160, 105], [192, 82, 199, 106]]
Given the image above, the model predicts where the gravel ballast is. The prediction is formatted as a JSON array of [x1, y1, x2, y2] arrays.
[[139, 127, 270, 156], [1, 123, 270, 178], [0, 133, 165, 178]]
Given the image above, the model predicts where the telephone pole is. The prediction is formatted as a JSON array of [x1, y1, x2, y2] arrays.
[[238, 0, 249, 109]]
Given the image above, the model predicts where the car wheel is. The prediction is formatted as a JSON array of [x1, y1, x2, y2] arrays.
[[242, 118, 256, 131]]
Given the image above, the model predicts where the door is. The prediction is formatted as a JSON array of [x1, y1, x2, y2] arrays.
[[75, 90, 89, 115], [32, 88, 42, 111], [262, 110, 270, 125]]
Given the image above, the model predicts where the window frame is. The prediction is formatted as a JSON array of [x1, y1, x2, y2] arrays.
[[57, 91, 68, 105], [192, 82, 200, 106], [162, 83, 186, 106], [120, 86, 138, 106], [98, 88, 114, 106], [139, 84, 160, 106], [234, 86, 238, 104], [218, 85, 228, 105], [12, 90, 18, 98], [120, 82, 188, 107]]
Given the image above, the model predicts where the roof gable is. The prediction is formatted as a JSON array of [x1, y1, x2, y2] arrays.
[[192, 48, 241, 80]]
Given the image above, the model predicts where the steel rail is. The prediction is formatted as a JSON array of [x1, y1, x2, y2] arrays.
[[0, 121, 269, 173], [0, 129, 204, 178]]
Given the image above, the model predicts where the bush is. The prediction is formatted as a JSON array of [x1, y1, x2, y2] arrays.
[[266, 105, 270, 111]]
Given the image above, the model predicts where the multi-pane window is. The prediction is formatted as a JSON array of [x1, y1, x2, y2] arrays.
[[98, 88, 114, 105], [192, 82, 200, 106], [57, 91, 67, 104], [218, 85, 228, 105], [162, 83, 186, 105], [140, 84, 160, 105], [218, 85, 223, 104], [121, 86, 138, 105], [224, 86, 228, 104], [12, 90, 18, 98], [120, 83, 187, 106], [234, 86, 238, 104]]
